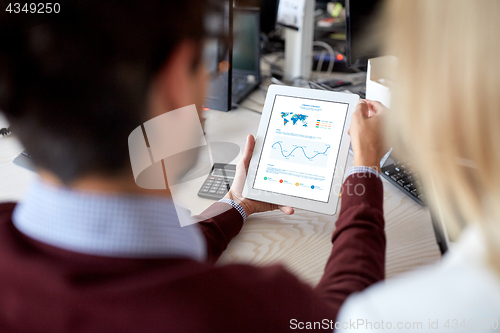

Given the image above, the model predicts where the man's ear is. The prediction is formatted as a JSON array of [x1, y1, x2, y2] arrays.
[[148, 41, 199, 119]]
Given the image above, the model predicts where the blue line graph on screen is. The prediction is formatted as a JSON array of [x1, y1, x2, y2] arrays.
[[272, 142, 330, 159], [269, 135, 330, 168]]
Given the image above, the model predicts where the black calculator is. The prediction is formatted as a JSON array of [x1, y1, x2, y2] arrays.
[[197, 164, 236, 200]]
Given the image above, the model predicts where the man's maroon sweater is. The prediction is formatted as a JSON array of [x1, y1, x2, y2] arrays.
[[0, 175, 385, 332]]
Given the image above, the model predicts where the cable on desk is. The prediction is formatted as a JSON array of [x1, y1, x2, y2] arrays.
[[312, 41, 335, 76], [245, 97, 264, 107], [261, 52, 284, 66], [316, 50, 328, 73], [308, 81, 332, 91], [261, 68, 285, 78], [231, 103, 262, 114], [0, 127, 11, 137]]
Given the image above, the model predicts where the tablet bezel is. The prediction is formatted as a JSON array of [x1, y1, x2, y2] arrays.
[[242, 85, 359, 215]]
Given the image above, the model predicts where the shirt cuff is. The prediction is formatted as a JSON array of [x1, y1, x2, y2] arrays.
[[347, 166, 380, 179], [218, 199, 247, 222]]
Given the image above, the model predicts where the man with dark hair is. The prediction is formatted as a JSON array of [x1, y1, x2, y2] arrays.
[[0, 1, 387, 332], [0, 0, 207, 182]]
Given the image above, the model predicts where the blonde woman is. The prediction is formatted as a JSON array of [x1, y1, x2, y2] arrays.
[[338, 0, 500, 331]]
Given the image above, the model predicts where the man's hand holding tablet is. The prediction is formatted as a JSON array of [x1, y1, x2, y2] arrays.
[[223, 91, 386, 219], [223, 134, 295, 217]]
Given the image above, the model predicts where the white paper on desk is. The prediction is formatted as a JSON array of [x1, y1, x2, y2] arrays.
[[277, 0, 306, 30]]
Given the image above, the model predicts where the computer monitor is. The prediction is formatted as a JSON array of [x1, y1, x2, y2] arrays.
[[259, 0, 279, 34], [231, 7, 262, 105], [203, 0, 233, 112], [345, 0, 383, 68], [235, 0, 278, 34], [233, 8, 260, 73]]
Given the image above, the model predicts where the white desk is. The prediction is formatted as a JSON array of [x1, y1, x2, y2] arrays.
[[0, 96, 441, 287]]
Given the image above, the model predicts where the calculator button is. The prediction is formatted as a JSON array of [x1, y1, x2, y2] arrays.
[[217, 190, 226, 194], [391, 174, 401, 182], [200, 188, 209, 193], [209, 190, 217, 193]]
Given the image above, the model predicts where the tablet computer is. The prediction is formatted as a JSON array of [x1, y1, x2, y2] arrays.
[[242, 85, 359, 215]]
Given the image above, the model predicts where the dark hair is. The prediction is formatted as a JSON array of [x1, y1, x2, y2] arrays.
[[0, 0, 207, 183]]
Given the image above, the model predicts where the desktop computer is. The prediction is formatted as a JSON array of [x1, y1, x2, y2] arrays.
[[203, 3, 262, 111], [232, 7, 262, 105], [345, 0, 383, 68], [203, 0, 233, 112]]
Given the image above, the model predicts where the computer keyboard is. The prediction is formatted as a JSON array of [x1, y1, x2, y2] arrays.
[[232, 76, 254, 104], [0, 127, 11, 137], [381, 160, 425, 206], [380, 158, 450, 254], [232, 76, 248, 94]]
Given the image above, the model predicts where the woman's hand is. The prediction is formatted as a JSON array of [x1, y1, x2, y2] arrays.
[[224, 135, 294, 217], [348, 100, 387, 173]]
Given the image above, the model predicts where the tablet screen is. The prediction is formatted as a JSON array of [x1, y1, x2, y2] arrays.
[[252, 95, 349, 203]]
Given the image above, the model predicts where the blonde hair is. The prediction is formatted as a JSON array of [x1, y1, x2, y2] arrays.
[[382, 0, 500, 272]]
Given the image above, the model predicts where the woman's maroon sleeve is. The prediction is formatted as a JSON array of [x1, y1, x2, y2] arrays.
[[314, 173, 386, 314]]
